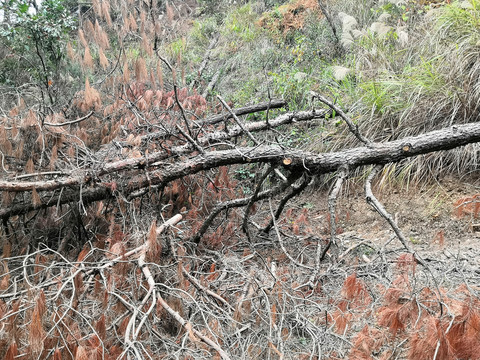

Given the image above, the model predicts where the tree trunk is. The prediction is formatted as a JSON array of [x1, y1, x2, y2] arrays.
[[1, 121, 479, 220]]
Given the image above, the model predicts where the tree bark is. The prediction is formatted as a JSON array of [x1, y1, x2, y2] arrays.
[[0, 108, 327, 192], [1, 121, 480, 219]]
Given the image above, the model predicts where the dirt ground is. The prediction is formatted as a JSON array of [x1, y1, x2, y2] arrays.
[[231, 176, 480, 358], [288, 175, 480, 270]]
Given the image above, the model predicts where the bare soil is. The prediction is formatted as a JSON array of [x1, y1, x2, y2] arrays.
[[298, 176, 480, 257]]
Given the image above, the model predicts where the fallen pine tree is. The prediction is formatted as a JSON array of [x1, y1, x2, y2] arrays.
[[1, 82, 480, 357], [2, 102, 480, 220], [5, 73, 480, 360], [3, 0, 480, 357]]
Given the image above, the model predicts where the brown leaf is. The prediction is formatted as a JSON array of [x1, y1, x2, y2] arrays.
[[32, 188, 42, 207], [28, 307, 45, 356], [95, 315, 106, 341], [53, 348, 62, 360], [4, 341, 18, 360], [75, 345, 88, 360]]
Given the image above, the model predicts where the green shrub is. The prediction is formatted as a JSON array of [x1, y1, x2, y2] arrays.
[[222, 4, 260, 43]]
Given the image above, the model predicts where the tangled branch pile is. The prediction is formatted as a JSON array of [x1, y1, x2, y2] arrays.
[[1, 0, 480, 358]]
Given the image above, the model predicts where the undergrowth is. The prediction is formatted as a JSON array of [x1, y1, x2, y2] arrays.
[[183, 0, 480, 182], [1, 0, 480, 358]]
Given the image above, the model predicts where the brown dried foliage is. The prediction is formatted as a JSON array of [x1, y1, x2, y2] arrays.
[[146, 219, 162, 262], [99, 47, 109, 70], [4, 342, 18, 360], [28, 302, 46, 357], [83, 47, 94, 69], [258, 0, 322, 35], [349, 325, 386, 359], [454, 194, 480, 218]]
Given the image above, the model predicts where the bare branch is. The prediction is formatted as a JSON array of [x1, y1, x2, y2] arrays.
[[200, 99, 287, 127], [242, 165, 276, 240], [43, 111, 94, 127], [311, 91, 372, 145], [217, 95, 260, 145], [189, 179, 293, 244], [262, 173, 311, 234], [365, 165, 410, 251], [319, 166, 349, 263], [365, 165, 446, 314]]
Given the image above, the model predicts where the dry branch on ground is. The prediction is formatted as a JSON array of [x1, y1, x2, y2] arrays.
[[2, 1, 480, 354]]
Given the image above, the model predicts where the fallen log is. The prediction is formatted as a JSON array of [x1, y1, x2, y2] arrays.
[[1, 121, 479, 220], [0, 108, 327, 192], [125, 121, 480, 191], [116, 99, 288, 146]]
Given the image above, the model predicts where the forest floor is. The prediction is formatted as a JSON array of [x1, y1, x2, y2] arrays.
[[282, 177, 480, 358], [224, 176, 480, 358], [299, 176, 480, 263]]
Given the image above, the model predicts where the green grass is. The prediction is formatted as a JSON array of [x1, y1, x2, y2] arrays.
[[174, 0, 480, 182]]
